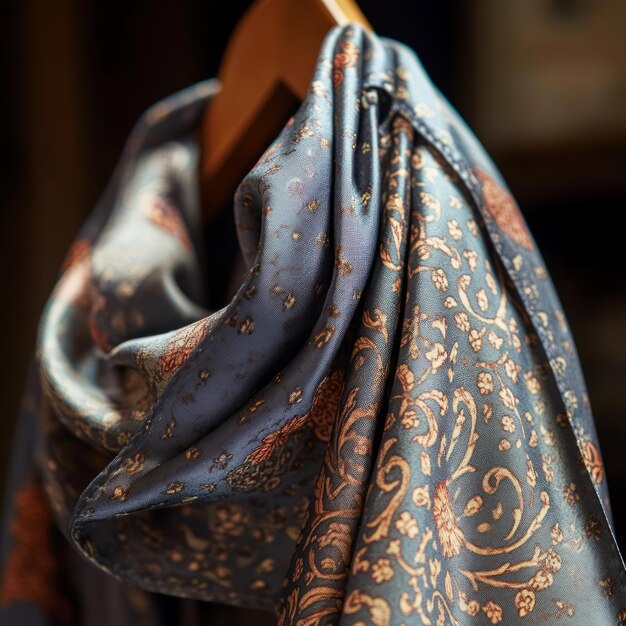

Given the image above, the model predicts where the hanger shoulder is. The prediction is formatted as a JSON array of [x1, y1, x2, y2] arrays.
[[198, 0, 371, 224]]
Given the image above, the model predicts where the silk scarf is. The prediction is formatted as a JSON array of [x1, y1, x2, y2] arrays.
[[1, 22, 626, 626]]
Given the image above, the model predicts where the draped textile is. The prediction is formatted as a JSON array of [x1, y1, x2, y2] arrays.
[[1, 22, 625, 626]]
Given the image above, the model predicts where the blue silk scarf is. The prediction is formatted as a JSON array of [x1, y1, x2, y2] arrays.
[[1, 22, 625, 626]]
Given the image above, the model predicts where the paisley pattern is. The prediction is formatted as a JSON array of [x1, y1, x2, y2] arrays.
[[2, 23, 626, 626]]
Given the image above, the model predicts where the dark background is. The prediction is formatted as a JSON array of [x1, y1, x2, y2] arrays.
[[2, 0, 625, 560]]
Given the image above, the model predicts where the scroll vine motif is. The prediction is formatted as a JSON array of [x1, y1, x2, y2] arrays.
[[331, 137, 590, 625]]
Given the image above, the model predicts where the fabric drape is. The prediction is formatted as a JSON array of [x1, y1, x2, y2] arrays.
[[1, 22, 625, 626]]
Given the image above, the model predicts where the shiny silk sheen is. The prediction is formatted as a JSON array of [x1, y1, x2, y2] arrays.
[[1, 23, 626, 626]]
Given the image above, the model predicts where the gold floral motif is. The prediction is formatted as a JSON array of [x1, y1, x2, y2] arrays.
[[312, 324, 336, 348], [581, 438, 605, 485], [482, 600, 503, 624], [332, 39, 360, 88], [475, 167, 533, 250], [395, 511, 419, 538], [343, 590, 391, 626], [515, 588, 535, 617], [371, 558, 394, 584], [308, 368, 345, 443], [110, 485, 130, 502], [362, 308, 389, 341], [432, 481, 464, 558], [246, 413, 309, 466], [125, 452, 145, 474], [158, 318, 208, 373], [238, 316, 255, 334]]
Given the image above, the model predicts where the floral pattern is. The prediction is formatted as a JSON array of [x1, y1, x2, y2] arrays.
[[1, 22, 625, 626]]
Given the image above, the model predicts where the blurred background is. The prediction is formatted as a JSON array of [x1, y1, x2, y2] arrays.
[[2, 0, 625, 570]]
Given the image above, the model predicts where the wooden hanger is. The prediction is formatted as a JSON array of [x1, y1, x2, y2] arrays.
[[198, 0, 372, 226]]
